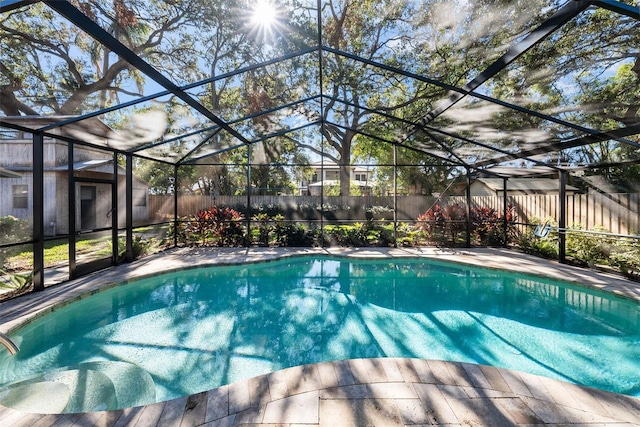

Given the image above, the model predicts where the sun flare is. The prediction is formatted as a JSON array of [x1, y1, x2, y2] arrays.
[[251, 0, 278, 29]]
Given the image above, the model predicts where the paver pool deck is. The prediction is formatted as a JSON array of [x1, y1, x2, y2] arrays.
[[1, 247, 639, 426]]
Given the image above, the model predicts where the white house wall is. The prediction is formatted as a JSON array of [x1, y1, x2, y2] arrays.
[[469, 182, 496, 196], [53, 172, 69, 236], [0, 175, 30, 221]]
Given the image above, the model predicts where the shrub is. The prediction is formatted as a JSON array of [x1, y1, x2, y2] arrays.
[[271, 214, 290, 246], [0, 269, 33, 291], [610, 237, 640, 279], [186, 207, 245, 246], [252, 213, 271, 246], [0, 216, 30, 244], [283, 222, 317, 247], [470, 206, 500, 244], [518, 218, 558, 259], [416, 204, 517, 246], [396, 222, 420, 247], [416, 204, 449, 239], [470, 204, 518, 246], [566, 224, 609, 266], [518, 233, 558, 259], [112, 235, 154, 262]]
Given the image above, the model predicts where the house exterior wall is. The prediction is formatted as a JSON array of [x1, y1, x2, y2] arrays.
[[0, 131, 149, 235], [54, 172, 69, 236], [0, 176, 31, 221], [469, 182, 496, 196]]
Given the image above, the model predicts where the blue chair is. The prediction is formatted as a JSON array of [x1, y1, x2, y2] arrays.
[[534, 222, 551, 238]]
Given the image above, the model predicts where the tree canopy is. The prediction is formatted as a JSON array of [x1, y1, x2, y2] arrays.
[[1, 0, 638, 193]]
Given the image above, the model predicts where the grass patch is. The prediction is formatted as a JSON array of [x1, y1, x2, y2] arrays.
[[5, 238, 111, 271]]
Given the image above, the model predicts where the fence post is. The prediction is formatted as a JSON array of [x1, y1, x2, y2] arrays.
[[559, 171, 567, 263], [246, 145, 251, 247], [465, 170, 472, 247], [503, 177, 508, 247], [32, 131, 45, 291], [173, 165, 178, 247], [393, 144, 398, 247], [126, 153, 133, 262]]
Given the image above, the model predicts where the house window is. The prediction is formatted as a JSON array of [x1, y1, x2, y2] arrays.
[[0, 129, 19, 140], [133, 189, 147, 207], [12, 185, 28, 209], [355, 173, 367, 181]]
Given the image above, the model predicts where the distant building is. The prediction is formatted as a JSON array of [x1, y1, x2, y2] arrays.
[[300, 161, 372, 196], [0, 116, 149, 235], [460, 178, 580, 197]]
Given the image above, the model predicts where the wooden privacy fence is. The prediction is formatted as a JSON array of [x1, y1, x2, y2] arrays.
[[470, 193, 640, 235], [148, 193, 640, 235]]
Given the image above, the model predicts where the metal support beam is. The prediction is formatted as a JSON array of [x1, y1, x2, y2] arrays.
[[32, 132, 44, 291], [0, 0, 37, 13], [126, 154, 133, 262], [393, 144, 398, 248], [594, 0, 640, 19], [173, 165, 178, 248], [43, 0, 252, 146], [466, 170, 472, 247], [418, 0, 592, 126], [68, 142, 76, 278], [318, 0, 326, 248], [503, 178, 509, 248], [111, 152, 118, 265], [246, 144, 252, 247], [558, 170, 568, 263], [472, 124, 640, 169]]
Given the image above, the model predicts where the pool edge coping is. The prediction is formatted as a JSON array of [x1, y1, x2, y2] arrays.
[[1, 246, 639, 335], [1, 247, 640, 421]]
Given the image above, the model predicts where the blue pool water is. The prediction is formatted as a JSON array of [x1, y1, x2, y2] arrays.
[[0, 256, 639, 413]]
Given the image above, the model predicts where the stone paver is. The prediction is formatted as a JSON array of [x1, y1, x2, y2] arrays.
[[263, 391, 319, 424], [1, 247, 639, 426], [1, 363, 638, 427]]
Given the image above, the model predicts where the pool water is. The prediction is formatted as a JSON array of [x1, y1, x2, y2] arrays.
[[1, 256, 639, 413]]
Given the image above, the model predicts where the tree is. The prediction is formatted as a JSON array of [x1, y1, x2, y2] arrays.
[[0, 0, 182, 115], [2, 0, 637, 188], [484, 3, 639, 173], [309, 0, 419, 196]]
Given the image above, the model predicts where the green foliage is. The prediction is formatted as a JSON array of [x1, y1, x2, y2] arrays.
[[0, 216, 30, 244], [282, 222, 318, 247], [112, 235, 154, 263], [610, 238, 640, 279], [186, 207, 246, 247], [333, 223, 369, 247], [518, 226, 559, 260], [565, 224, 610, 266], [470, 205, 518, 246], [416, 204, 518, 246], [248, 213, 317, 247], [396, 222, 422, 247], [0, 269, 33, 291], [252, 213, 272, 246], [365, 205, 393, 220], [518, 219, 640, 280]]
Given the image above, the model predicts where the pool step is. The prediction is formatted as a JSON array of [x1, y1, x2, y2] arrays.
[[0, 360, 155, 413]]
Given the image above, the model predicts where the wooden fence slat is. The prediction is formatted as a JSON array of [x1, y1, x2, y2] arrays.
[[147, 193, 640, 235]]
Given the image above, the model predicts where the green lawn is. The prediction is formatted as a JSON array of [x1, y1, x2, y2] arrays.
[[3, 237, 112, 272]]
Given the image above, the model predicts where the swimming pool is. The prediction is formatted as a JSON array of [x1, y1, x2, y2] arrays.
[[0, 255, 639, 413]]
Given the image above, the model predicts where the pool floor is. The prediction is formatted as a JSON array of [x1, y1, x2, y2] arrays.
[[1, 247, 639, 425]]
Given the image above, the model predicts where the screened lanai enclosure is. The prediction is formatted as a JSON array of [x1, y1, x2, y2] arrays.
[[0, 0, 639, 297]]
